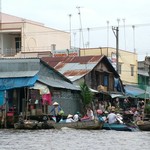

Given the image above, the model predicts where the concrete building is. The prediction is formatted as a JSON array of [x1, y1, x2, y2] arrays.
[[0, 13, 70, 58]]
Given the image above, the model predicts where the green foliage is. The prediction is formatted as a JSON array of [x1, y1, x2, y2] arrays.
[[80, 82, 93, 107]]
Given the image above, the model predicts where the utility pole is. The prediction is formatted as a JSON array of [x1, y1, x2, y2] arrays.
[[0, 0, 2, 56], [112, 26, 119, 73]]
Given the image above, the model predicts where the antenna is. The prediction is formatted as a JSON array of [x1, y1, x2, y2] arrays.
[[122, 18, 126, 50], [87, 27, 90, 48], [76, 6, 84, 48], [106, 20, 109, 55], [132, 25, 136, 53], [68, 14, 72, 49]]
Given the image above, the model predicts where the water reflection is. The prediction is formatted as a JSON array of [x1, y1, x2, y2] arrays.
[[0, 128, 150, 150]]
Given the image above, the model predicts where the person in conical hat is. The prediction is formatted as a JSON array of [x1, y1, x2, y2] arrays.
[[50, 102, 63, 123], [66, 114, 75, 123], [53, 102, 59, 106], [67, 114, 73, 118]]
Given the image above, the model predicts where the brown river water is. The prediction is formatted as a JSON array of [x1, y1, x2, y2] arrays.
[[0, 128, 150, 150]]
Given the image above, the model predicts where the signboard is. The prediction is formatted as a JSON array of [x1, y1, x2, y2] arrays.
[[52, 49, 79, 57]]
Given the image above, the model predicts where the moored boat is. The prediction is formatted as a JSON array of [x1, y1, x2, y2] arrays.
[[14, 120, 55, 129], [136, 120, 150, 131], [102, 122, 138, 131], [52, 120, 103, 130], [14, 120, 38, 129]]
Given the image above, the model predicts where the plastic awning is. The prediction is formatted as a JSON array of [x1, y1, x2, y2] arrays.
[[30, 82, 50, 94], [124, 85, 145, 96], [0, 75, 38, 91]]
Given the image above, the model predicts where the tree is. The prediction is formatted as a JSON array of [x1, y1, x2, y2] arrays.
[[80, 82, 93, 108]]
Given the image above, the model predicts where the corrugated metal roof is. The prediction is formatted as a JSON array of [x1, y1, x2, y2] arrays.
[[0, 58, 40, 78], [41, 56, 105, 81], [0, 58, 79, 91], [38, 75, 79, 90], [0, 71, 39, 78]]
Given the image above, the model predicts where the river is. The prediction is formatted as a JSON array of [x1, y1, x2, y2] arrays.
[[0, 128, 150, 150]]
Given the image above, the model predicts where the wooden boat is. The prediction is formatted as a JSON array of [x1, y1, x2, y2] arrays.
[[52, 120, 103, 130], [14, 120, 38, 129], [136, 120, 150, 131], [102, 122, 138, 131], [14, 120, 54, 129]]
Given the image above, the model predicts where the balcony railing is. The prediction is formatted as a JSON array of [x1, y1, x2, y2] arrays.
[[2, 48, 21, 56]]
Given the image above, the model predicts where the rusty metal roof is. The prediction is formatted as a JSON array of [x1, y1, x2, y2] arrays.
[[41, 55, 108, 81]]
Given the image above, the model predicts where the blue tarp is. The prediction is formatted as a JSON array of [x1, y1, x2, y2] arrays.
[[124, 85, 145, 96], [0, 75, 38, 91], [0, 91, 4, 105]]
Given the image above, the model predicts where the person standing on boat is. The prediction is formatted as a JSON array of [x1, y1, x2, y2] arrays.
[[50, 102, 63, 123], [107, 107, 117, 124]]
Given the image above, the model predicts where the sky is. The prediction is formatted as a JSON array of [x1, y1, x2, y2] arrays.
[[1, 0, 150, 61]]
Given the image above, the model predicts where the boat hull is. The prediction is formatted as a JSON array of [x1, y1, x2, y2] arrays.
[[137, 121, 150, 131], [102, 123, 137, 131], [53, 120, 103, 130], [14, 120, 54, 129]]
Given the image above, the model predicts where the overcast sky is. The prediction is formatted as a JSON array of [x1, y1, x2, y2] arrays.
[[2, 0, 150, 60]]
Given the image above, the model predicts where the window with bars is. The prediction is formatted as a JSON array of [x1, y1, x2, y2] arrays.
[[131, 65, 134, 76]]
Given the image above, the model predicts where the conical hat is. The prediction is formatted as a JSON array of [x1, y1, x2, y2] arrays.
[[53, 102, 59, 106], [67, 114, 73, 118]]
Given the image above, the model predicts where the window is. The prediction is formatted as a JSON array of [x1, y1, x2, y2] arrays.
[[118, 63, 122, 74], [104, 74, 109, 86], [15, 37, 21, 52], [131, 65, 134, 76], [51, 44, 56, 50]]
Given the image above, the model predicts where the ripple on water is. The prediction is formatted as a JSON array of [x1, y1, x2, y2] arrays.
[[0, 129, 150, 150]]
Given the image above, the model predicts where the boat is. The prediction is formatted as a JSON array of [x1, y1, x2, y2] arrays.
[[102, 122, 138, 131], [98, 115, 138, 131], [14, 120, 54, 129], [14, 120, 39, 129], [52, 120, 103, 130], [136, 120, 150, 131]]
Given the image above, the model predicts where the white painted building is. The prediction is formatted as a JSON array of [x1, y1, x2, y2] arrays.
[[0, 13, 70, 58]]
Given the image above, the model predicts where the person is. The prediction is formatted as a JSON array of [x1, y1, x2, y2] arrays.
[[107, 107, 117, 124], [73, 112, 80, 122], [133, 109, 141, 122], [50, 102, 63, 123], [98, 101, 105, 112], [97, 109, 105, 122], [66, 114, 75, 123], [86, 107, 94, 120]]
